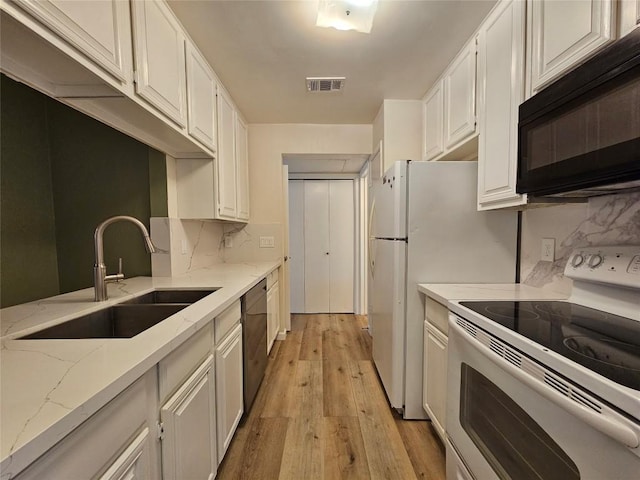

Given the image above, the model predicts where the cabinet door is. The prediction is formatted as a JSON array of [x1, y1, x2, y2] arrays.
[[161, 355, 216, 480], [186, 40, 217, 151], [527, 0, 616, 95], [477, 0, 527, 210], [15, 371, 159, 480], [619, 0, 640, 37], [98, 429, 151, 480], [444, 42, 477, 149], [423, 82, 444, 160], [422, 321, 429, 415], [131, 0, 187, 127], [215, 323, 243, 464], [267, 282, 280, 353], [216, 88, 238, 220], [235, 114, 250, 221], [14, 0, 132, 84], [425, 323, 447, 442]]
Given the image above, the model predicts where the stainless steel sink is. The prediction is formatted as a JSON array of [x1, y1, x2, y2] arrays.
[[19, 289, 220, 339], [20, 304, 189, 339], [123, 289, 219, 305]]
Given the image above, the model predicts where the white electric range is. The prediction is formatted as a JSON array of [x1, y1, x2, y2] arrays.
[[446, 245, 640, 480]]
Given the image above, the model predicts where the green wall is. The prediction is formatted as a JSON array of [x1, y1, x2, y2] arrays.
[[1, 75, 60, 306], [1, 74, 168, 307]]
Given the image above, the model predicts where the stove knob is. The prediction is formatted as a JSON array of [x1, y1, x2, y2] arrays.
[[570, 254, 585, 268], [588, 254, 604, 269]]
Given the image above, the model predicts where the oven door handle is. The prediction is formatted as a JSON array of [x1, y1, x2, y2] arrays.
[[450, 319, 640, 449]]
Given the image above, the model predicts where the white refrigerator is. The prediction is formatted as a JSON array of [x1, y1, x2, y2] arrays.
[[369, 160, 518, 419]]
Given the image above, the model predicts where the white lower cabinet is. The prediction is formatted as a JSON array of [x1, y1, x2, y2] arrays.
[[215, 323, 244, 464], [422, 296, 449, 444], [266, 270, 280, 353], [160, 355, 216, 480], [15, 371, 160, 480], [99, 428, 152, 480]]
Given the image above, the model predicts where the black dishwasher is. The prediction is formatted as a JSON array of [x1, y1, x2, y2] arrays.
[[241, 279, 267, 413]]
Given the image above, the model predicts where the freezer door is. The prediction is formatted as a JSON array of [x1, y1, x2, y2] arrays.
[[370, 238, 406, 410], [373, 161, 407, 239]]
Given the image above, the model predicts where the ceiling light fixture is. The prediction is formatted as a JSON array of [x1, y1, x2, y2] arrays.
[[316, 0, 379, 34]]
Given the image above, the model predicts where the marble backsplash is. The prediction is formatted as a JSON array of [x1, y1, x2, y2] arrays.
[[222, 223, 283, 263], [520, 192, 640, 294], [151, 218, 225, 276]]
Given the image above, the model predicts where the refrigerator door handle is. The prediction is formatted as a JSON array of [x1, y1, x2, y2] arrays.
[[368, 199, 376, 277]]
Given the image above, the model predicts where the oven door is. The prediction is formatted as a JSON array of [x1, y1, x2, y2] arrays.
[[447, 314, 640, 480]]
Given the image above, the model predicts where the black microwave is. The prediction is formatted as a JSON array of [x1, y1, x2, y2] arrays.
[[517, 28, 640, 198]]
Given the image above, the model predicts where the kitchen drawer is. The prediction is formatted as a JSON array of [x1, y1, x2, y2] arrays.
[[425, 296, 449, 335], [159, 322, 213, 403], [215, 300, 241, 345], [16, 370, 157, 480]]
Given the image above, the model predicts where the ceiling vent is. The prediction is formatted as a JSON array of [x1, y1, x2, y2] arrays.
[[306, 77, 345, 93]]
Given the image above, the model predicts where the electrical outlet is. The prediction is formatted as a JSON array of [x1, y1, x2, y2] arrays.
[[259, 236, 275, 248], [181, 239, 188, 255], [224, 236, 233, 248], [541, 238, 555, 262]]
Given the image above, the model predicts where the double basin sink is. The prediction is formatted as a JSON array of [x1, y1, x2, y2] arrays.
[[20, 289, 219, 340]]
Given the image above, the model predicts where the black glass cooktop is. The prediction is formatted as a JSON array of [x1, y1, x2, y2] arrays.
[[459, 301, 640, 391]]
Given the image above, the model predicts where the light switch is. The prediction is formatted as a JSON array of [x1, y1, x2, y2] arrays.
[[259, 236, 275, 248]]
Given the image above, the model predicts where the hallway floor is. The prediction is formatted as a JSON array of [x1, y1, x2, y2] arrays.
[[217, 313, 446, 479]]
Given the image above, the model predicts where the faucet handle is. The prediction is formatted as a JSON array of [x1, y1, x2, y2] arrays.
[[105, 258, 125, 284]]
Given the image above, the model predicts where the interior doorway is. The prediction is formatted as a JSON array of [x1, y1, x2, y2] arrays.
[[289, 179, 355, 313]]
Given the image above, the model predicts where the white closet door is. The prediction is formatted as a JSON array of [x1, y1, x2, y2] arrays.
[[288, 181, 305, 313], [304, 181, 331, 313], [329, 180, 354, 312]]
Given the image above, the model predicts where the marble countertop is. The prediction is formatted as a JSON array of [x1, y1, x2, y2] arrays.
[[0, 261, 279, 477], [418, 283, 568, 305]]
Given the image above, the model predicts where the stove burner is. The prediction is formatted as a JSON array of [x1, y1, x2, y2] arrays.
[[563, 336, 640, 371], [459, 300, 640, 391], [485, 305, 540, 321]]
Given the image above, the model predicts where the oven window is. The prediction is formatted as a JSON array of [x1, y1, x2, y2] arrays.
[[460, 364, 579, 480]]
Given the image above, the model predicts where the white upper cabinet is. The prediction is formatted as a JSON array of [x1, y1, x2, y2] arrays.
[[477, 0, 527, 210], [526, 0, 616, 97], [131, 0, 188, 127], [176, 93, 250, 223], [423, 82, 444, 160], [235, 114, 250, 221], [422, 39, 477, 161], [186, 40, 217, 151], [12, 0, 132, 85], [444, 41, 477, 148], [619, 0, 640, 37], [216, 87, 238, 220]]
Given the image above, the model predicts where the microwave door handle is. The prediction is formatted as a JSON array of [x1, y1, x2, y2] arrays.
[[449, 319, 640, 449]]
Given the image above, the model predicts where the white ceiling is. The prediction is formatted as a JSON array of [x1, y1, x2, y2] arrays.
[[283, 153, 369, 173], [167, 0, 497, 125]]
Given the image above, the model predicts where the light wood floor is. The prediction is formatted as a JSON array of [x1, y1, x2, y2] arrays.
[[217, 313, 446, 479]]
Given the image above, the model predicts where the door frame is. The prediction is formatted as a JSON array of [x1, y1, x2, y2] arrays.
[[286, 174, 365, 314]]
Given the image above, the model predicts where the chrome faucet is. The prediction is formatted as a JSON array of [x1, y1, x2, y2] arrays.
[[94, 215, 156, 301]]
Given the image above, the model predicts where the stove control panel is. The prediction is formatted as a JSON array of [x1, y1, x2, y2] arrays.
[[564, 245, 640, 289]]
